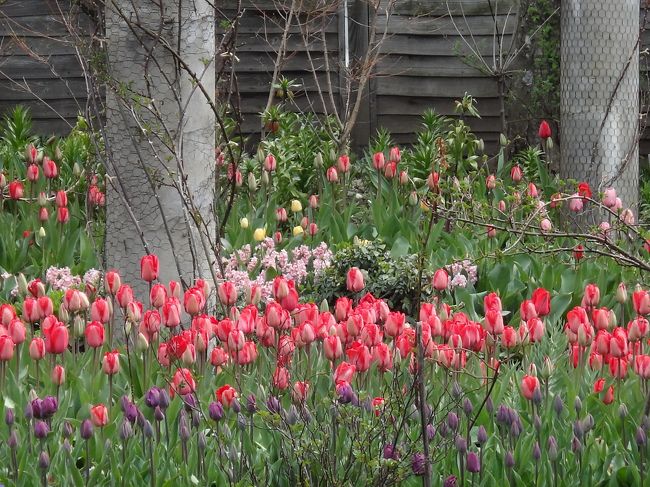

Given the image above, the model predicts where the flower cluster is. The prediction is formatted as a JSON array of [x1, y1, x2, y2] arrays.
[[218, 238, 332, 302]]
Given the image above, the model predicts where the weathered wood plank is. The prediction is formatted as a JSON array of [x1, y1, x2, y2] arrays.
[[0, 36, 81, 55], [385, 0, 518, 17], [376, 54, 492, 77], [0, 55, 84, 79], [29, 118, 75, 136], [380, 33, 513, 56], [0, 97, 84, 118], [0, 0, 70, 17], [217, 11, 339, 34], [378, 113, 501, 133], [236, 71, 340, 93], [380, 13, 516, 36], [235, 51, 339, 72], [377, 95, 501, 116], [0, 78, 87, 100], [220, 0, 340, 14], [237, 93, 337, 114], [0, 14, 93, 37], [376, 76, 498, 97], [235, 32, 338, 52]]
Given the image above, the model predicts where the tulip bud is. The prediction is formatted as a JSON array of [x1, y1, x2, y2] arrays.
[[80, 419, 94, 440], [136, 333, 149, 351], [314, 153, 323, 168], [574, 396, 582, 414], [17, 274, 28, 295], [39, 451, 50, 470], [8, 429, 18, 449], [240, 218, 249, 229], [499, 133, 507, 146], [73, 162, 82, 176], [247, 172, 257, 191], [637, 427, 647, 447], [261, 170, 270, 186], [253, 228, 266, 242], [616, 283, 627, 304]]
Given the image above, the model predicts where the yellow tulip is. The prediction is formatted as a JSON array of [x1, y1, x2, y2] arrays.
[[291, 200, 303, 213], [253, 228, 266, 241], [292, 226, 304, 237], [240, 217, 249, 229]]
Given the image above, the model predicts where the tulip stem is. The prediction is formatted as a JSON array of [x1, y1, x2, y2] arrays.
[[85, 439, 90, 486]]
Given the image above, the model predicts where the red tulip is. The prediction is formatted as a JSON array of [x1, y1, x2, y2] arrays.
[[389, 146, 401, 163], [215, 384, 237, 408], [90, 404, 109, 427], [432, 269, 449, 291], [384, 162, 397, 179], [510, 165, 523, 183], [609, 327, 628, 358], [184, 287, 204, 315], [264, 154, 276, 172], [162, 297, 182, 328], [49, 365, 65, 387], [116, 285, 134, 309], [577, 182, 592, 199], [634, 355, 650, 379], [91, 298, 111, 323], [0, 335, 15, 361], [217, 281, 237, 306], [573, 245, 584, 261], [27, 164, 39, 182], [0, 304, 16, 327], [29, 337, 45, 360], [102, 350, 120, 375], [45, 322, 69, 354], [272, 366, 290, 390], [373, 342, 393, 372], [483, 308, 504, 335], [337, 154, 350, 173], [140, 254, 159, 282], [105, 271, 121, 295], [346, 341, 372, 372], [8, 180, 24, 200], [486, 174, 496, 190], [346, 267, 365, 293], [384, 312, 405, 337], [334, 361, 356, 384], [582, 284, 600, 307], [22, 297, 40, 323], [8, 319, 26, 344], [292, 381, 310, 404], [210, 346, 229, 368], [372, 152, 385, 170], [56, 207, 69, 224], [38, 206, 49, 222], [326, 166, 338, 182], [633, 290, 650, 316], [171, 368, 196, 397], [84, 321, 105, 348], [234, 341, 258, 365], [609, 356, 628, 379], [484, 293, 502, 312], [43, 158, 58, 179], [502, 326, 518, 348], [593, 378, 614, 405], [531, 288, 550, 316], [595, 330, 611, 355], [55, 190, 67, 208], [324, 335, 343, 361], [427, 172, 439, 191], [538, 120, 551, 140], [520, 374, 540, 401]]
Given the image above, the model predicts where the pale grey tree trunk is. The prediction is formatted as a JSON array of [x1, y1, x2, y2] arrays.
[[104, 1, 215, 292], [560, 0, 639, 210]]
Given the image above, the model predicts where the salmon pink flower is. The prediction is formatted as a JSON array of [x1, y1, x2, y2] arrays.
[[149, 283, 167, 309], [8, 319, 25, 344], [43, 158, 58, 179], [334, 361, 356, 384], [90, 404, 109, 427], [51, 365, 65, 385], [102, 350, 120, 375], [292, 381, 310, 404], [264, 154, 276, 172], [384, 312, 406, 337], [634, 355, 650, 379], [210, 346, 228, 367], [162, 297, 182, 328], [346, 267, 365, 293], [45, 322, 68, 354], [520, 375, 540, 401], [609, 327, 628, 358], [105, 271, 121, 295], [29, 337, 45, 360], [633, 290, 650, 316], [8, 180, 23, 200], [502, 326, 518, 348], [216, 384, 237, 408], [84, 321, 105, 348], [582, 284, 600, 307], [531, 288, 550, 316], [372, 152, 385, 170], [218, 281, 237, 306], [171, 368, 196, 397], [593, 378, 614, 405], [373, 342, 393, 372], [140, 254, 159, 282], [326, 166, 338, 182], [337, 154, 351, 173], [433, 269, 449, 291], [272, 366, 290, 390], [527, 317, 545, 342], [510, 165, 522, 183], [0, 335, 15, 361]]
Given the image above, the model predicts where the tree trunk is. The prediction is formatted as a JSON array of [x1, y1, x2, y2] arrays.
[[560, 0, 639, 210], [104, 0, 215, 292]]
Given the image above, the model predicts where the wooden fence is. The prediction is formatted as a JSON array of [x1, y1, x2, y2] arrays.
[[1, 0, 649, 157]]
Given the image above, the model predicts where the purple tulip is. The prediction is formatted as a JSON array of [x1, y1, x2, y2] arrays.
[[443, 475, 457, 487], [144, 387, 161, 408], [5, 407, 14, 427], [411, 452, 426, 476], [80, 419, 94, 440], [208, 401, 224, 422], [446, 412, 459, 431], [38, 451, 50, 470], [383, 444, 398, 460], [477, 425, 488, 445], [466, 452, 480, 473], [505, 451, 515, 468], [246, 394, 257, 414], [532, 442, 541, 462], [33, 420, 49, 439]]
